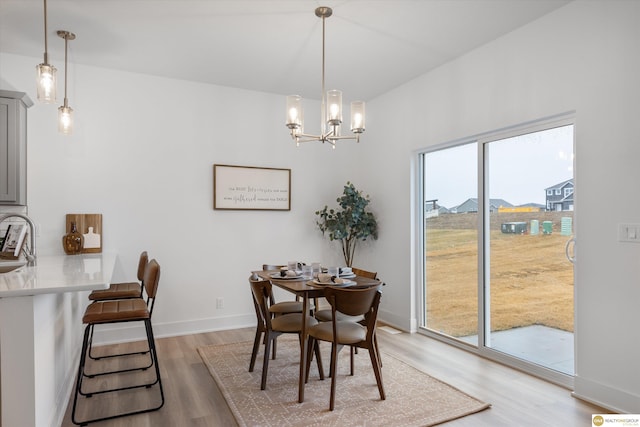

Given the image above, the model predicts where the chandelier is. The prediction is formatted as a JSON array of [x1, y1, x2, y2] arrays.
[[285, 6, 365, 149]]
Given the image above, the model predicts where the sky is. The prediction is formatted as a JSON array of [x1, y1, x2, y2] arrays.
[[424, 125, 574, 209]]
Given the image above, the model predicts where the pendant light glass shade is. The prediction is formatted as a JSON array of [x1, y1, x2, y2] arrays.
[[57, 30, 76, 135], [36, 0, 56, 103], [350, 101, 365, 133], [36, 63, 57, 103], [326, 90, 342, 126], [286, 95, 303, 134], [58, 105, 73, 134]]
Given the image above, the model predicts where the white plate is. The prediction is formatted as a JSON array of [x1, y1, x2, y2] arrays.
[[340, 273, 356, 278], [269, 272, 303, 280], [311, 279, 355, 287]]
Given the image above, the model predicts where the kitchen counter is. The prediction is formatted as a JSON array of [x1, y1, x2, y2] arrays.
[[0, 253, 115, 427], [0, 253, 115, 297]]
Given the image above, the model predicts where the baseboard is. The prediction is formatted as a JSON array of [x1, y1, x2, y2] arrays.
[[573, 375, 640, 413], [377, 308, 415, 333]]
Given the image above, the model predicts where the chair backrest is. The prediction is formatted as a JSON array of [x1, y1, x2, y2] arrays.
[[137, 251, 149, 282], [351, 267, 377, 279], [324, 286, 381, 320], [262, 264, 285, 271], [143, 259, 161, 315], [249, 278, 273, 330]]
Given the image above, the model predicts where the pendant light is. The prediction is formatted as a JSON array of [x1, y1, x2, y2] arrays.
[[285, 6, 365, 149], [57, 30, 75, 135], [36, 0, 56, 103]]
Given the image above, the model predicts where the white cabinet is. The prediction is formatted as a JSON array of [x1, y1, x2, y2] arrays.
[[0, 90, 32, 205]]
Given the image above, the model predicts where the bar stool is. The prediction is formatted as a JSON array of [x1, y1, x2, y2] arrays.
[[71, 259, 164, 426]]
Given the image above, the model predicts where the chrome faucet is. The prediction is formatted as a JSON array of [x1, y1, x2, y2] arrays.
[[0, 213, 37, 265]]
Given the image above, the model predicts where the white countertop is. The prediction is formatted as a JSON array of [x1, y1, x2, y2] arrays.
[[0, 253, 115, 297]]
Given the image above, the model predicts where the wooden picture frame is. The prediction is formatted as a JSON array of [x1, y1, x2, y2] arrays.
[[213, 164, 291, 210]]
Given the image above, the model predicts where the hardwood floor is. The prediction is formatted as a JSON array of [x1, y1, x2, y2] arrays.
[[61, 326, 605, 426]]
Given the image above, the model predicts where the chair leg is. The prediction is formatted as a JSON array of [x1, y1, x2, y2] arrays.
[[73, 319, 164, 425], [350, 346, 355, 376], [272, 336, 277, 360], [329, 342, 338, 411], [249, 329, 262, 372], [88, 323, 150, 361], [71, 325, 92, 425], [261, 333, 273, 390], [374, 333, 382, 367], [314, 340, 325, 380], [305, 337, 325, 383], [368, 339, 385, 401], [78, 324, 160, 397], [305, 336, 314, 383]]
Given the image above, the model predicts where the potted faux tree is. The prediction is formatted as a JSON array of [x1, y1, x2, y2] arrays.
[[315, 182, 378, 267]]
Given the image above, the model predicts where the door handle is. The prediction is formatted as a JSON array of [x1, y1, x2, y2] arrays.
[[565, 237, 576, 264]]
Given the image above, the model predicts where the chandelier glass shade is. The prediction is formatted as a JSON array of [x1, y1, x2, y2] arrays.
[[285, 6, 365, 148], [36, 0, 57, 103]]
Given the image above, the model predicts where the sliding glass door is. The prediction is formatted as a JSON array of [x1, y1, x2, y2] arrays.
[[423, 143, 478, 345], [419, 117, 575, 383]]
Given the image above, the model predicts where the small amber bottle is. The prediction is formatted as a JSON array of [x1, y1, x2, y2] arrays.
[[63, 221, 84, 255]]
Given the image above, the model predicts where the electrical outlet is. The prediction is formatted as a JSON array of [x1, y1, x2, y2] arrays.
[[618, 223, 640, 243], [216, 297, 224, 309]]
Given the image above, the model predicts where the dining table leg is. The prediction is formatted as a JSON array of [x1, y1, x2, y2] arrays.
[[298, 293, 309, 403]]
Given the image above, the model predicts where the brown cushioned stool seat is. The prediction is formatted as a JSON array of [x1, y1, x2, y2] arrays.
[[88, 282, 142, 301], [83, 298, 150, 324], [88, 251, 148, 302]]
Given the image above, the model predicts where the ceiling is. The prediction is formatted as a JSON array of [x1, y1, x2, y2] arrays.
[[0, 0, 571, 101]]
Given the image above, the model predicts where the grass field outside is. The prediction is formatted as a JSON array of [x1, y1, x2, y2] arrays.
[[425, 212, 574, 338]]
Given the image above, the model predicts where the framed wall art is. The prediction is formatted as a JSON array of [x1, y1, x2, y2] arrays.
[[213, 164, 291, 211]]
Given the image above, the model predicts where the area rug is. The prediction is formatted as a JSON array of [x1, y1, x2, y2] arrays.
[[198, 338, 490, 427]]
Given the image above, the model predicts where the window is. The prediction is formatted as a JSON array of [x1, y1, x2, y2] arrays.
[[417, 116, 575, 386]]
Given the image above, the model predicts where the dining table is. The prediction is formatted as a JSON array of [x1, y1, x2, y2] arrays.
[[253, 268, 382, 403]]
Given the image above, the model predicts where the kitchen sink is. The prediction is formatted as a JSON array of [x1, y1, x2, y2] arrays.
[[0, 260, 27, 273]]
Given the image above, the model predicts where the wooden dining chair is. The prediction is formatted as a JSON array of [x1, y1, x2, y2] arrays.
[[306, 285, 384, 411], [249, 277, 324, 390], [314, 266, 377, 322]]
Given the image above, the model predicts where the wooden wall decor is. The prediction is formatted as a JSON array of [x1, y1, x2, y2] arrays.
[[65, 214, 102, 253]]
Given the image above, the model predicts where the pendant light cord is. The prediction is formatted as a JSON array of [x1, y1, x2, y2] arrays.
[[43, 0, 48, 63], [320, 13, 326, 134], [63, 35, 68, 106]]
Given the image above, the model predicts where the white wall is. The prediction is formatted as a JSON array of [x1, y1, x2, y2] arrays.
[[362, 0, 640, 414], [1, 0, 638, 417]]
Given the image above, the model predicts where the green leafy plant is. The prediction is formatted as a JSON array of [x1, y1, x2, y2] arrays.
[[315, 182, 378, 267]]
